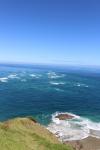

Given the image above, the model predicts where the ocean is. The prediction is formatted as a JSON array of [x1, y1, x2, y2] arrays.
[[0, 64, 100, 141]]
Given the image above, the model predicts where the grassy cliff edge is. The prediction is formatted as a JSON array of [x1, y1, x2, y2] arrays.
[[0, 117, 73, 150]]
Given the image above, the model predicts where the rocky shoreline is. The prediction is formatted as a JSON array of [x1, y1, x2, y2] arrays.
[[0, 115, 100, 150], [55, 113, 74, 120], [65, 137, 100, 150], [54, 113, 100, 150]]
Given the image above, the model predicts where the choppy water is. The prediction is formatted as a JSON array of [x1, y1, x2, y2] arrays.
[[0, 64, 100, 141]]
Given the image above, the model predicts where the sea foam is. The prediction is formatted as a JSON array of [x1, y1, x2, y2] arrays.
[[50, 82, 65, 85], [8, 74, 19, 79], [0, 77, 8, 82], [30, 74, 42, 78], [47, 72, 65, 79], [47, 112, 100, 141], [0, 74, 20, 83], [75, 83, 89, 88]]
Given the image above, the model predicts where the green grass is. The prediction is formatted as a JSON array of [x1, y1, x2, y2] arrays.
[[0, 117, 73, 150]]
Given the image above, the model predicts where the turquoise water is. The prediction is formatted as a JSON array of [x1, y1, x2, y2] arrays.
[[0, 64, 100, 123], [0, 65, 100, 123], [1, 64, 100, 140]]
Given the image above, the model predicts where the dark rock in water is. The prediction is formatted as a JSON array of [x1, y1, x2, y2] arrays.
[[55, 114, 74, 120]]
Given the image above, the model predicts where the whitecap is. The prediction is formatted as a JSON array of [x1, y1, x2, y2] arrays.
[[54, 88, 64, 92], [75, 83, 89, 88], [47, 112, 100, 142], [0, 74, 21, 82], [47, 72, 65, 79], [0, 77, 8, 82], [30, 74, 42, 78], [8, 74, 19, 79], [21, 79, 27, 82], [50, 82, 65, 85], [30, 74, 37, 77]]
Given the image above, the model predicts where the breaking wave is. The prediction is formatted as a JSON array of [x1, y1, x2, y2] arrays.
[[54, 88, 64, 92], [47, 112, 100, 142], [50, 82, 65, 85], [0, 77, 8, 82], [30, 74, 42, 78], [47, 72, 65, 79], [8, 74, 19, 79], [0, 74, 20, 83], [75, 83, 89, 88]]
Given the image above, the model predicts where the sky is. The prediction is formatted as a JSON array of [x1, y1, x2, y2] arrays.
[[0, 0, 100, 66]]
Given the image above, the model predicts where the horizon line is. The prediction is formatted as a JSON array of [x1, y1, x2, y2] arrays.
[[0, 61, 100, 69]]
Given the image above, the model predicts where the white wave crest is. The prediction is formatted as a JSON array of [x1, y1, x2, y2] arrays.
[[30, 74, 42, 78], [21, 79, 27, 82], [75, 83, 89, 88], [0, 77, 8, 82], [47, 72, 65, 79], [47, 112, 100, 142], [50, 82, 65, 85], [8, 74, 19, 79], [54, 88, 64, 92], [0, 74, 20, 83]]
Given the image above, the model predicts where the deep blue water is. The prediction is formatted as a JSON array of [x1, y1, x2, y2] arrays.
[[0, 64, 100, 125]]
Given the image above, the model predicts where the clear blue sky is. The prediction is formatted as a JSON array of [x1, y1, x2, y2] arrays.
[[0, 0, 100, 66]]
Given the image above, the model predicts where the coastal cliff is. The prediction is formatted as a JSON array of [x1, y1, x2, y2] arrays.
[[0, 117, 73, 150]]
